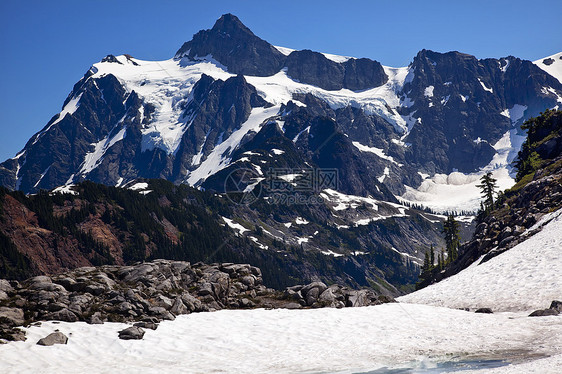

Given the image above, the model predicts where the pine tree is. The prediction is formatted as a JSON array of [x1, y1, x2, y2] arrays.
[[442, 215, 460, 263], [429, 244, 435, 267], [476, 172, 498, 211], [422, 251, 431, 273]]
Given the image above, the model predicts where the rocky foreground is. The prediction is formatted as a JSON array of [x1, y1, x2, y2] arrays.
[[0, 260, 394, 342]]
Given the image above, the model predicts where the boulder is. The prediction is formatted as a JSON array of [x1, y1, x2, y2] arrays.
[[170, 298, 188, 315], [475, 308, 493, 314], [134, 321, 158, 330], [118, 326, 145, 340], [549, 300, 562, 313], [346, 290, 369, 307], [37, 331, 68, 346], [0, 307, 25, 326], [46, 308, 78, 322], [529, 308, 559, 317]]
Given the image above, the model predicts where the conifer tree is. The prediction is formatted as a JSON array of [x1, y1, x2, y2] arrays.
[[442, 215, 460, 263], [429, 244, 435, 267], [476, 172, 498, 211]]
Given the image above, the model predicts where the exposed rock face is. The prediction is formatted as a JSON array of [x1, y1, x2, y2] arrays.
[[175, 14, 286, 76], [401, 50, 562, 174], [37, 331, 68, 346], [417, 110, 562, 289], [284, 50, 388, 91], [2, 14, 560, 197]]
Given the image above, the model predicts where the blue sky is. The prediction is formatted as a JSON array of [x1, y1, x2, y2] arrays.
[[1, 0, 561, 161]]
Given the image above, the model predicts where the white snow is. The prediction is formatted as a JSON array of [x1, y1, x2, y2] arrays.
[[74, 54, 423, 183], [500, 58, 510, 73], [424, 85, 434, 98], [352, 141, 399, 165], [533, 52, 562, 84], [399, 208, 562, 312], [320, 189, 379, 211], [320, 249, 344, 257], [50, 184, 78, 196], [478, 78, 494, 93], [500, 104, 527, 125], [187, 105, 281, 185], [377, 166, 390, 183], [221, 217, 249, 236], [271, 148, 285, 155], [292, 126, 310, 142], [78, 124, 128, 177], [33, 93, 83, 145], [294, 217, 309, 225], [2, 303, 561, 374], [400, 128, 526, 213], [1, 209, 561, 374], [33, 165, 51, 188], [127, 182, 148, 191], [273, 45, 295, 56]]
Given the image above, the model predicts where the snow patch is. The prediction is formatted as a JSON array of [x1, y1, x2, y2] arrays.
[[533, 52, 562, 84], [399, 208, 562, 312], [222, 217, 248, 236], [187, 105, 281, 185], [424, 85, 434, 98], [478, 78, 494, 93]]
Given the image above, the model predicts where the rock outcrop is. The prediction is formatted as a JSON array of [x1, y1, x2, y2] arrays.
[[0, 259, 394, 342]]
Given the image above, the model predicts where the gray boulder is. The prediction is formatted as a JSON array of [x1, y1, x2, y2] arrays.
[[118, 326, 145, 340], [46, 308, 78, 322], [549, 300, 562, 313], [529, 308, 559, 317], [37, 331, 68, 346], [475, 308, 493, 314], [0, 307, 25, 326]]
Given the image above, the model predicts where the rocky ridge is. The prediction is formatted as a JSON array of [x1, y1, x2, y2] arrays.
[[0, 259, 394, 342]]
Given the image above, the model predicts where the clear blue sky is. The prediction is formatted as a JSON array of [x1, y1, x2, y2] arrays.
[[1, 0, 561, 161]]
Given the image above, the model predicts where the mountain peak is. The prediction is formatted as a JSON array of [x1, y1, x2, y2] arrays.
[[211, 13, 253, 36], [175, 14, 285, 76]]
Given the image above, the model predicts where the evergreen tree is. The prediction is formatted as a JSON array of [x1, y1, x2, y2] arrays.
[[429, 244, 435, 267], [438, 250, 445, 270], [476, 172, 498, 211], [442, 215, 460, 263]]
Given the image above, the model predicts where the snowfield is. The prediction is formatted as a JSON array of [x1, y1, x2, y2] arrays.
[[398, 208, 562, 311], [0, 305, 561, 373], [399, 127, 526, 213], [1, 209, 561, 373]]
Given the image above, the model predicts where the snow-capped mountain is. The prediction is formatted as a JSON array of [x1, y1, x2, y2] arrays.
[[1, 14, 561, 213]]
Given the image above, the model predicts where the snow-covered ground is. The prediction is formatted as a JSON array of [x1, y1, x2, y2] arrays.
[[398, 208, 562, 312], [1, 304, 560, 374], [534, 52, 562, 85], [1, 208, 561, 373]]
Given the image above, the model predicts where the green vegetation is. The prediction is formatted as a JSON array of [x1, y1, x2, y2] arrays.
[[515, 109, 562, 182], [476, 172, 498, 213]]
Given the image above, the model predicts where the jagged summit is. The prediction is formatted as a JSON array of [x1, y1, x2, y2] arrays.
[[210, 13, 254, 36], [175, 13, 285, 76]]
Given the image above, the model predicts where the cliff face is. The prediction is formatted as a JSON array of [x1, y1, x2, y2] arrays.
[[418, 110, 562, 288]]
